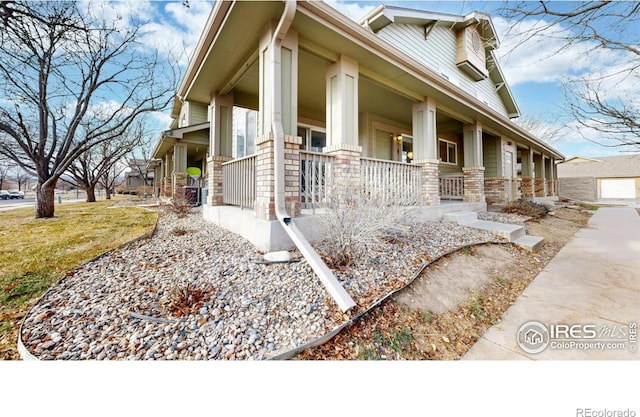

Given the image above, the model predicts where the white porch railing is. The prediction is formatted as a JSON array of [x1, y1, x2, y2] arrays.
[[360, 157, 421, 203], [222, 154, 256, 209], [439, 173, 464, 200], [300, 151, 333, 209]]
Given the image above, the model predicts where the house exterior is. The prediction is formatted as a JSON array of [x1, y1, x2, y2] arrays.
[[557, 154, 640, 201], [124, 158, 155, 191], [150, 1, 563, 251]]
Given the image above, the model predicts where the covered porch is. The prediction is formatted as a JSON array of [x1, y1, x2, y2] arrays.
[[177, 1, 561, 249]]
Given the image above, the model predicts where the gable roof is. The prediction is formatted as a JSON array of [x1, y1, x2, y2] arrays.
[[360, 5, 500, 48], [359, 5, 519, 118], [557, 154, 640, 178]]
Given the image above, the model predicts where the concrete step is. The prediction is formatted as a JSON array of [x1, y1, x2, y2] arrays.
[[462, 220, 526, 242], [442, 211, 478, 224], [513, 235, 545, 252]]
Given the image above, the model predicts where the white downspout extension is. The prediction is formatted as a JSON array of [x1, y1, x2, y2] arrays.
[[270, 0, 356, 312]]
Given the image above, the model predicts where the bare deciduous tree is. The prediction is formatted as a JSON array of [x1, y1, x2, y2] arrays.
[[499, 1, 640, 150], [0, 1, 176, 217], [99, 161, 126, 201], [0, 158, 11, 190], [66, 119, 148, 202]]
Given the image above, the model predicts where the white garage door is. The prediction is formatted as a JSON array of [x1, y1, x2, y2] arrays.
[[600, 179, 636, 198]]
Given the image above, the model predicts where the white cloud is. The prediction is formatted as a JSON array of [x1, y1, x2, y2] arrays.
[[323, 0, 376, 22], [493, 16, 636, 94], [139, 1, 214, 60]]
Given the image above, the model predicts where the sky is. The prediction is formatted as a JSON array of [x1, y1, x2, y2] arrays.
[[83, 0, 639, 159]]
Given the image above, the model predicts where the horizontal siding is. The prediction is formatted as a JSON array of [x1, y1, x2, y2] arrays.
[[190, 103, 208, 125], [483, 138, 498, 177], [377, 23, 508, 116]]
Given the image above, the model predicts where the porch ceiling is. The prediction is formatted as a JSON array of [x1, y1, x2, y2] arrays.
[[184, 1, 283, 104]]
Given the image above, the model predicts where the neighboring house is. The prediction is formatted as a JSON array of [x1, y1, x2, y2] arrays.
[[150, 1, 563, 251], [125, 158, 155, 190], [557, 155, 640, 201]]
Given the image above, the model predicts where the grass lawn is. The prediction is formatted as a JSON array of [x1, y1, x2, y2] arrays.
[[0, 199, 158, 359]]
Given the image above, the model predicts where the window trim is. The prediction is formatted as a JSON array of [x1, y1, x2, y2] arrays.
[[297, 123, 327, 152], [438, 138, 458, 165]]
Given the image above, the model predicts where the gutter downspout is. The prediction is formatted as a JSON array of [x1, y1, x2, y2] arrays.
[[270, 0, 356, 312]]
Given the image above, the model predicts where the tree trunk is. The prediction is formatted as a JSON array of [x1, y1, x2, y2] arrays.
[[105, 188, 111, 200], [86, 185, 96, 202], [35, 182, 56, 218]]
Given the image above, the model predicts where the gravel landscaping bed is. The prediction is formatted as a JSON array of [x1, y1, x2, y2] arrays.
[[20, 207, 504, 360]]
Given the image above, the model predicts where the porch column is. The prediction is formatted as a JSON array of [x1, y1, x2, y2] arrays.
[[462, 122, 485, 203], [542, 156, 549, 196], [533, 153, 544, 197], [255, 25, 300, 219], [521, 147, 535, 199], [206, 94, 234, 206], [163, 153, 172, 197], [154, 162, 163, 197], [173, 143, 187, 196], [412, 98, 439, 205], [325, 55, 362, 199], [549, 158, 556, 196]]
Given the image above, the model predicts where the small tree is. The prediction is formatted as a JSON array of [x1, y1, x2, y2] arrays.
[[99, 161, 126, 201], [66, 120, 148, 202]]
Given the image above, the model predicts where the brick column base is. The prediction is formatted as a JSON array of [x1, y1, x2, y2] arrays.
[[463, 166, 486, 203], [206, 156, 233, 206], [521, 177, 534, 199], [324, 144, 362, 204], [173, 172, 188, 197], [484, 177, 509, 204], [415, 159, 440, 206], [284, 135, 301, 218], [255, 134, 276, 220]]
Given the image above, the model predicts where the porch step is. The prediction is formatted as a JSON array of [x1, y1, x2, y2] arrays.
[[462, 220, 526, 242], [442, 211, 478, 224], [443, 210, 543, 252], [513, 235, 545, 253]]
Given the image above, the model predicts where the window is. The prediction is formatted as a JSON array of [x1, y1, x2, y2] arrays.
[[298, 125, 326, 152], [438, 139, 457, 164], [233, 107, 257, 158]]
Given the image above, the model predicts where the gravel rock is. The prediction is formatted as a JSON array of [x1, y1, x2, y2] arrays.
[[20, 207, 502, 360]]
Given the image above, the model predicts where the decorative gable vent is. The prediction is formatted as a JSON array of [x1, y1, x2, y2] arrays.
[[455, 25, 488, 81]]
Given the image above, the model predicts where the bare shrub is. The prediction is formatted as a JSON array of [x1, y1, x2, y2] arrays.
[[160, 283, 215, 318], [314, 185, 417, 268], [171, 227, 194, 236], [503, 199, 550, 219], [165, 191, 193, 218]]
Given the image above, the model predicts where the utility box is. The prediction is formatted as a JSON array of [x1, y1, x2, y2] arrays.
[[183, 186, 201, 206]]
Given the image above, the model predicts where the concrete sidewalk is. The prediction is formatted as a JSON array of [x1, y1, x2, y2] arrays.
[[464, 207, 640, 360]]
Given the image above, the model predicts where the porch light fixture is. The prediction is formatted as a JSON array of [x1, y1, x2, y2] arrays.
[[395, 135, 403, 142], [407, 151, 413, 160]]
